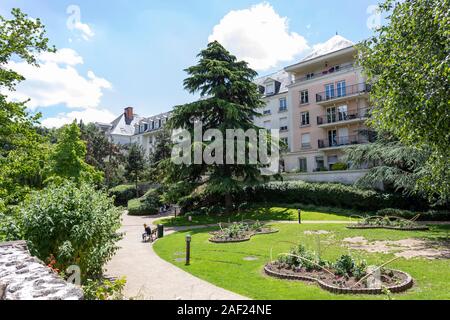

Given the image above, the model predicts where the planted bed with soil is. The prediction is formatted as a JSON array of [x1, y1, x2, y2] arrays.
[[209, 221, 278, 243]]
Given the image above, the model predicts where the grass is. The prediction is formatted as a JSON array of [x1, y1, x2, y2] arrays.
[[154, 223, 450, 300], [153, 205, 356, 227]]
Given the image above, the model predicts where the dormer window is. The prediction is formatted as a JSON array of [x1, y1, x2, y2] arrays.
[[265, 82, 275, 95]]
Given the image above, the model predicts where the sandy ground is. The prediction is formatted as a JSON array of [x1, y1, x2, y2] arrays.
[[343, 236, 450, 259]]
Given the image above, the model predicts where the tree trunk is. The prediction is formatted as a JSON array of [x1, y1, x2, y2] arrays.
[[224, 193, 233, 213], [135, 173, 139, 198]]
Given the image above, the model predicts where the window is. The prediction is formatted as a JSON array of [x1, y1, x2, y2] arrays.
[[327, 107, 337, 123], [338, 105, 348, 121], [263, 109, 271, 115], [328, 130, 338, 146], [266, 82, 275, 95], [151, 121, 155, 130], [301, 133, 311, 149], [337, 81, 346, 97], [300, 90, 309, 104], [280, 117, 288, 132], [299, 158, 307, 172], [306, 73, 314, 80], [301, 112, 310, 126], [279, 98, 287, 112], [315, 156, 325, 171], [325, 83, 335, 100]]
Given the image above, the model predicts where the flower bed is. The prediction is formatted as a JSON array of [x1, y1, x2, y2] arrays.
[[209, 221, 278, 243], [348, 216, 429, 231], [264, 245, 414, 295]]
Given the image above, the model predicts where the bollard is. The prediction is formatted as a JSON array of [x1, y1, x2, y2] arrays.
[[298, 209, 302, 224], [157, 224, 164, 238], [186, 234, 192, 265]]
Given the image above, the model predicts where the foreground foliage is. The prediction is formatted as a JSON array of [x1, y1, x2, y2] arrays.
[[18, 181, 122, 279], [358, 0, 450, 203]]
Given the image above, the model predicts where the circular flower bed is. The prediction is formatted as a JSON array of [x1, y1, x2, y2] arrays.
[[264, 245, 414, 295], [209, 221, 278, 243], [348, 216, 429, 231]]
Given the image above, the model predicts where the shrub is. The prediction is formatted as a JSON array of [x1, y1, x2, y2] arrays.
[[243, 181, 412, 211], [20, 181, 122, 279], [109, 184, 136, 206], [83, 277, 126, 300], [331, 162, 348, 171], [127, 188, 162, 216]]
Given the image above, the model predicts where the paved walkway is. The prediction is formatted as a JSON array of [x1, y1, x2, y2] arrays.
[[105, 212, 248, 300]]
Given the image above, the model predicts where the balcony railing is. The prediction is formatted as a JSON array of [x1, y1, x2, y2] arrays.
[[318, 135, 368, 149], [317, 108, 370, 125], [316, 83, 371, 103], [293, 63, 355, 84]]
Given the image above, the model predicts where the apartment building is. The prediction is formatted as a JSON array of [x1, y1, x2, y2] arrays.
[[131, 111, 172, 156], [254, 70, 292, 156], [96, 107, 143, 145], [282, 41, 373, 173]]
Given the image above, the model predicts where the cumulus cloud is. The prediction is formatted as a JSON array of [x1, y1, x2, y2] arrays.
[[41, 108, 116, 129], [5, 48, 112, 110], [208, 2, 309, 71], [74, 21, 95, 41]]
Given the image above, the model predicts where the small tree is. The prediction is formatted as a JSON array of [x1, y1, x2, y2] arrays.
[[48, 122, 103, 185], [20, 181, 122, 279], [125, 144, 146, 197]]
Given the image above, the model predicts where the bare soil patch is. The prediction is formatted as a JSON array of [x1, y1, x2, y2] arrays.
[[343, 237, 450, 260]]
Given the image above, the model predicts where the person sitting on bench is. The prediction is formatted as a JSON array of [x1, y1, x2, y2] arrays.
[[142, 224, 152, 242]]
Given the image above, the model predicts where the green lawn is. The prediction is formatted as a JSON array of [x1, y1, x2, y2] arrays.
[[154, 223, 450, 300], [154, 206, 356, 227]]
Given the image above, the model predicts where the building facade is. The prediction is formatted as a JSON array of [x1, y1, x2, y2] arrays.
[[282, 45, 373, 173]]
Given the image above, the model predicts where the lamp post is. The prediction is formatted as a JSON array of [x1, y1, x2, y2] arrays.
[[298, 209, 302, 224], [185, 235, 192, 265]]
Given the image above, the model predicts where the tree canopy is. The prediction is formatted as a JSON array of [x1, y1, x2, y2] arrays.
[[165, 41, 268, 211], [358, 0, 450, 203]]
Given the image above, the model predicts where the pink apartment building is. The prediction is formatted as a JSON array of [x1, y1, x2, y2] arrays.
[[282, 42, 374, 173]]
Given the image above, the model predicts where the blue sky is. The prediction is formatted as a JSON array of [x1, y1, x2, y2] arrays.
[[0, 0, 380, 127]]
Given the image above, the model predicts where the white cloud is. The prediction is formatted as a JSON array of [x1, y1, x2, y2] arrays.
[[41, 108, 116, 128], [5, 48, 112, 110], [208, 2, 309, 71]]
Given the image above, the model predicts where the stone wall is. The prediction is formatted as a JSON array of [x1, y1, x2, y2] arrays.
[[282, 170, 369, 185], [0, 241, 83, 300]]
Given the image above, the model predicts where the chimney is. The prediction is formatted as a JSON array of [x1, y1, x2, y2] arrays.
[[124, 107, 134, 125]]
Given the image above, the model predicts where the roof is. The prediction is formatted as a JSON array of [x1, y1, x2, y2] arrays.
[[109, 113, 144, 137], [0, 241, 83, 300], [254, 69, 291, 96]]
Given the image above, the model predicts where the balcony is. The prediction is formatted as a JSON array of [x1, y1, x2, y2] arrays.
[[292, 63, 355, 85], [316, 83, 371, 105], [317, 108, 370, 127], [318, 135, 370, 150]]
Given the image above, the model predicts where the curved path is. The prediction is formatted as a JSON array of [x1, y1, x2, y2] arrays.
[[105, 212, 248, 300]]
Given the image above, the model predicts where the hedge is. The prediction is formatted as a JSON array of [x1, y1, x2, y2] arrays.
[[109, 185, 137, 206], [127, 189, 162, 216], [242, 181, 422, 212]]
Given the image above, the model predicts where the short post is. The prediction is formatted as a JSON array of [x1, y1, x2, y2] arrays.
[[188, 215, 193, 222], [298, 209, 302, 224], [185, 234, 191, 265]]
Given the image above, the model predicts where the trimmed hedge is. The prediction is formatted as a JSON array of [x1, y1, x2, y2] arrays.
[[243, 181, 420, 212], [109, 184, 137, 206], [127, 189, 162, 216]]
